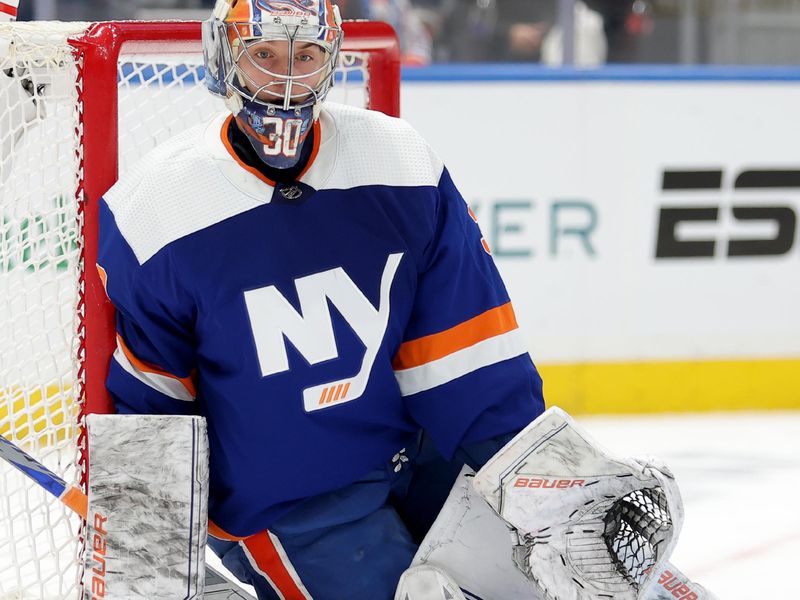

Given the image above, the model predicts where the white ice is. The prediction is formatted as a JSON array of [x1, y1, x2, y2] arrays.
[[580, 410, 800, 600]]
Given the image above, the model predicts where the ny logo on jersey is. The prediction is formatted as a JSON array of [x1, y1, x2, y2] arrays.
[[244, 253, 403, 412]]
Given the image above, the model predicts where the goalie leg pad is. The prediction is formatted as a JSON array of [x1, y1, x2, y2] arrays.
[[85, 414, 209, 600]]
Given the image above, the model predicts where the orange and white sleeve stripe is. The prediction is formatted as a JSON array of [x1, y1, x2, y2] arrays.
[[392, 302, 527, 396], [208, 522, 312, 600], [241, 531, 313, 600], [113, 334, 196, 402]]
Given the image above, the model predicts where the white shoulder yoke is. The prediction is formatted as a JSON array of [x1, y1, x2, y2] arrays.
[[315, 102, 444, 191], [104, 105, 446, 265], [103, 113, 268, 265]]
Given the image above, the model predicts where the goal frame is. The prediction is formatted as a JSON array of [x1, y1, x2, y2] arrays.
[[73, 18, 400, 423]]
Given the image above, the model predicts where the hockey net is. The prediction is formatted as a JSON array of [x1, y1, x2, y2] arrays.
[[0, 20, 399, 600]]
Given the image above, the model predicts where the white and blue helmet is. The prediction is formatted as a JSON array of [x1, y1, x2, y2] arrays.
[[202, 0, 343, 168]]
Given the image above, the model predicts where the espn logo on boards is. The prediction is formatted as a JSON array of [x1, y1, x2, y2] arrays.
[[655, 168, 799, 258], [513, 477, 585, 489]]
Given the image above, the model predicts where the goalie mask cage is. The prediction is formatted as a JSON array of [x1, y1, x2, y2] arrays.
[[0, 20, 399, 600]]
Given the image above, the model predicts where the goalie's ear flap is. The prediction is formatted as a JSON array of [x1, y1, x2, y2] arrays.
[[472, 406, 684, 600]]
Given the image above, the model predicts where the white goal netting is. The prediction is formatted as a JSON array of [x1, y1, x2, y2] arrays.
[[0, 20, 387, 600], [1, 21, 86, 600]]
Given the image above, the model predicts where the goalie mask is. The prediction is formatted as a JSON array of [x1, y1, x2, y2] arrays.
[[202, 0, 343, 169]]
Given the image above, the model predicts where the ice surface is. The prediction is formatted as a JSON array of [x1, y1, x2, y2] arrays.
[[580, 411, 800, 600]]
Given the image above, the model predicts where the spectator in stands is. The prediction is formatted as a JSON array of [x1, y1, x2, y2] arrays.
[[583, 0, 651, 63], [425, 0, 557, 62], [540, 1, 607, 66], [419, 0, 606, 65], [339, 0, 432, 65]]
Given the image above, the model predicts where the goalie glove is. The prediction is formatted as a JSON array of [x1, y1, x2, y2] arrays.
[[472, 407, 684, 600]]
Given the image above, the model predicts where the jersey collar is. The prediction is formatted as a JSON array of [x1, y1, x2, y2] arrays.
[[204, 107, 338, 202]]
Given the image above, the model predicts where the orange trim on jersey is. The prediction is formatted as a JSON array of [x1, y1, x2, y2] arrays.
[[61, 487, 88, 519], [392, 302, 519, 370], [244, 531, 309, 600], [116, 334, 197, 398], [221, 114, 277, 186], [96, 264, 109, 296], [208, 519, 248, 542], [220, 114, 322, 187]]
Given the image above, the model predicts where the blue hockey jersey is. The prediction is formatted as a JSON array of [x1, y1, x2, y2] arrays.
[[98, 103, 544, 537]]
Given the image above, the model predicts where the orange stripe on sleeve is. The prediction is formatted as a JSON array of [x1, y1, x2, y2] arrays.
[[244, 531, 309, 600], [392, 302, 519, 370], [208, 520, 247, 542], [96, 264, 109, 296], [116, 334, 197, 398]]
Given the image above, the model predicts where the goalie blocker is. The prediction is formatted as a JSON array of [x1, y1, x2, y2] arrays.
[[399, 407, 718, 600]]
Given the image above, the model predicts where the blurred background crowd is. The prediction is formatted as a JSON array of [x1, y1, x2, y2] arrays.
[[15, 0, 800, 66]]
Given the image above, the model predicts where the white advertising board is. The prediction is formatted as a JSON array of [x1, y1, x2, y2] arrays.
[[402, 79, 800, 366]]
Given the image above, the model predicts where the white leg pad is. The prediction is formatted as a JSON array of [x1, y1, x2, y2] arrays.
[[84, 414, 209, 600]]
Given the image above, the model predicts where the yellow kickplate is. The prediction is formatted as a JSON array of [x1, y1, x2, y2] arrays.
[[539, 358, 800, 414]]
